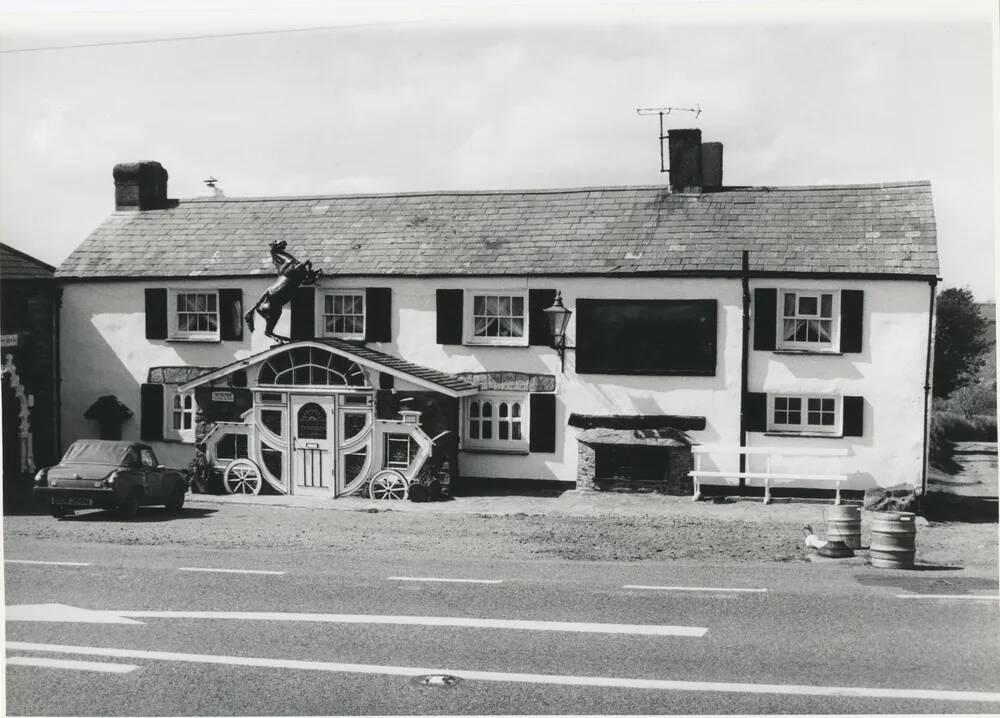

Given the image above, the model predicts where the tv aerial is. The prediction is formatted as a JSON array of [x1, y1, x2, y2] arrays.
[[637, 104, 703, 173]]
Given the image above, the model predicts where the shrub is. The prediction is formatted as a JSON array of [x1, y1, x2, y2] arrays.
[[933, 411, 998, 442]]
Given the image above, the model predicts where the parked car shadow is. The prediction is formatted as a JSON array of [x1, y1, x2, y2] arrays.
[[55, 507, 218, 522]]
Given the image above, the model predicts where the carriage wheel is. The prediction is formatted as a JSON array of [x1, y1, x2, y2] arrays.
[[224, 459, 263, 496], [368, 469, 409, 501]]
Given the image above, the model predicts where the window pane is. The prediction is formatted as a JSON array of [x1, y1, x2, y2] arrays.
[[469, 421, 479, 439], [482, 402, 492, 418], [798, 296, 818, 316], [511, 403, 521, 418], [775, 397, 788, 411], [820, 294, 833, 317], [808, 412, 821, 425], [474, 318, 488, 336], [512, 423, 522, 440], [183, 415, 192, 429], [511, 296, 524, 316], [486, 296, 498, 315], [207, 294, 217, 311], [497, 317, 512, 336], [784, 293, 797, 316], [499, 402, 508, 418], [808, 398, 820, 411], [788, 411, 801, 424], [818, 320, 832, 342], [788, 398, 801, 410], [822, 399, 835, 411], [498, 296, 510, 315], [473, 295, 485, 315], [173, 414, 181, 429], [510, 318, 524, 337], [325, 295, 334, 312], [499, 423, 508, 440], [469, 401, 479, 418], [481, 422, 492, 439], [821, 413, 835, 426]]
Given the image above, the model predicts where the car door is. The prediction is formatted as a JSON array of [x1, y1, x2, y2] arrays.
[[139, 447, 163, 500]]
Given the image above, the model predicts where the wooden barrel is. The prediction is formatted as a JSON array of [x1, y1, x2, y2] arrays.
[[869, 511, 917, 569], [825, 505, 861, 549]]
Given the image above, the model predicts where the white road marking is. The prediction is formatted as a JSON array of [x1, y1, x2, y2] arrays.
[[8, 641, 1000, 704], [6, 656, 138, 673], [5, 559, 91, 567], [387, 576, 503, 584], [5, 603, 143, 625], [5, 604, 706, 636], [624, 585, 768, 593], [178, 567, 286, 575], [113, 610, 707, 637], [896, 593, 999, 601]]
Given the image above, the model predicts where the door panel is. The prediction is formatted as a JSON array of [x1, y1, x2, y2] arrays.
[[291, 396, 337, 492]]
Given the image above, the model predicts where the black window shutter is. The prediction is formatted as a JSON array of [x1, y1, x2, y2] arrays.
[[529, 393, 557, 453], [843, 396, 864, 437], [436, 289, 464, 345], [140, 383, 164, 441], [745, 392, 768, 432], [752, 289, 777, 351], [528, 289, 557, 346], [289, 287, 316, 341], [365, 288, 392, 342], [840, 290, 864, 353], [145, 288, 168, 340], [219, 289, 243, 341]]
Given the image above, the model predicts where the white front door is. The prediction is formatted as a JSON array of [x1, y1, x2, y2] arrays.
[[290, 395, 337, 493]]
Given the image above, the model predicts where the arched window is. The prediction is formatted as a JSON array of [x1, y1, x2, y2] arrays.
[[297, 402, 327, 440], [257, 346, 370, 387]]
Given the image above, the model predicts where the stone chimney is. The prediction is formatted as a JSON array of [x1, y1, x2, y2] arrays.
[[667, 130, 724, 193], [113, 161, 169, 211]]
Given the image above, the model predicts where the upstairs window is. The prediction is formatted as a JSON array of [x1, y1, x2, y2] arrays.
[[465, 291, 528, 346], [778, 290, 839, 351], [320, 290, 366, 339], [171, 290, 219, 340]]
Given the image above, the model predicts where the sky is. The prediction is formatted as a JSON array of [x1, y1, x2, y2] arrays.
[[0, 1, 996, 298]]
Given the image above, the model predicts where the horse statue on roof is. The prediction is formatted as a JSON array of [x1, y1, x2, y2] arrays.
[[244, 240, 323, 343]]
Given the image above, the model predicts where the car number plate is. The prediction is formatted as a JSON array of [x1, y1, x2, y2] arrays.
[[55, 496, 93, 507]]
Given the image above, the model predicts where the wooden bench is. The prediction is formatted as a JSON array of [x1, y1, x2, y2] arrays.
[[689, 446, 850, 504]]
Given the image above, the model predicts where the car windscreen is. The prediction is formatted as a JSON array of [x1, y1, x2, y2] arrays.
[[61, 441, 132, 465]]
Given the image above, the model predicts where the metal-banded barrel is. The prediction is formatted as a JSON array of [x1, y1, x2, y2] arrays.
[[869, 511, 917, 569], [825, 505, 861, 549]]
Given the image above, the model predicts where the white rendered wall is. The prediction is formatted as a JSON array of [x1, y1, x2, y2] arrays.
[[59, 275, 932, 488]]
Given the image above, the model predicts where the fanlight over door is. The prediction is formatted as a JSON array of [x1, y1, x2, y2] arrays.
[[257, 346, 370, 387]]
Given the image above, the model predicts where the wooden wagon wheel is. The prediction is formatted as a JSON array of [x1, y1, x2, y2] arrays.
[[223, 459, 263, 496], [368, 469, 409, 501]]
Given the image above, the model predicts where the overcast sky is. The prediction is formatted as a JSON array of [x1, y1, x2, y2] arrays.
[[0, 2, 995, 298]]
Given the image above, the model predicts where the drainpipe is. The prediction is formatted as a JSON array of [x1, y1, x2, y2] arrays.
[[921, 277, 938, 497], [54, 284, 63, 458], [739, 250, 751, 491]]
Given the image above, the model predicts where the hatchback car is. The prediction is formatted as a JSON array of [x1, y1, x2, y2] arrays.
[[33, 440, 188, 518]]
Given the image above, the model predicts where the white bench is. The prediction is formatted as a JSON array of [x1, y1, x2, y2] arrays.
[[689, 446, 850, 504]]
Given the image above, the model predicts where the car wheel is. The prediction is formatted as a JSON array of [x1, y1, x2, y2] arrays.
[[49, 506, 71, 519], [164, 485, 185, 512], [116, 494, 140, 518]]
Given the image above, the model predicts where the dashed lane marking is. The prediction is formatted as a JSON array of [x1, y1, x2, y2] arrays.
[[624, 585, 768, 593], [5, 560, 91, 567], [7, 656, 138, 673], [896, 593, 999, 601], [387, 577, 503, 584], [178, 567, 286, 575], [8, 641, 1000, 703]]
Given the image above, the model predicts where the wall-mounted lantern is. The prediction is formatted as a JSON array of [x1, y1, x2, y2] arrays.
[[543, 292, 573, 372]]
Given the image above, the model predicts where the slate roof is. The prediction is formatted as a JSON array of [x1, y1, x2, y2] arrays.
[[1, 243, 56, 282], [57, 182, 938, 279]]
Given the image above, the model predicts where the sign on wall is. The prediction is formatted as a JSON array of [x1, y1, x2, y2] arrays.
[[1, 334, 19, 348], [211, 391, 234, 403]]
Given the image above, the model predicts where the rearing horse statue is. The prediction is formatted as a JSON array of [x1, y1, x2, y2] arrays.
[[244, 240, 323, 343]]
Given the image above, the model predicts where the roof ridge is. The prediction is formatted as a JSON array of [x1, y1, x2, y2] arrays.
[[176, 180, 932, 204]]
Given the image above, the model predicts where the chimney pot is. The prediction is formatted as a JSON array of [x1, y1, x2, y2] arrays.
[[113, 161, 168, 211]]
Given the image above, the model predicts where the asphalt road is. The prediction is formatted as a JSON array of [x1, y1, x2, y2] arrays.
[[4, 513, 1000, 715]]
